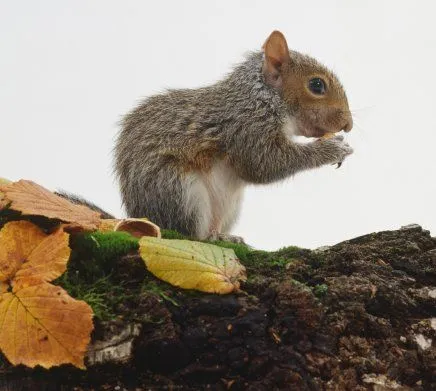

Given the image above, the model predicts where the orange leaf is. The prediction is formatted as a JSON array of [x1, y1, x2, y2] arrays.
[[0, 283, 7, 294], [0, 220, 93, 368], [0, 221, 46, 283], [0, 180, 101, 231], [0, 282, 93, 369], [13, 227, 71, 290]]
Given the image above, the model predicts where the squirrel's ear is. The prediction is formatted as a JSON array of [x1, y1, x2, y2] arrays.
[[262, 31, 290, 89]]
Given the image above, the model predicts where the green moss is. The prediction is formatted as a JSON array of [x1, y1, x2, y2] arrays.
[[54, 231, 141, 320], [159, 231, 307, 272], [73, 231, 139, 262], [313, 283, 328, 297], [206, 240, 252, 261], [69, 231, 139, 280], [240, 249, 293, 270], [161, 229, 190, 240], [306, 253, 326, 269], [55, 272, 129, 320], [275, 245, 307, 259], [55, 227, 318, 319], [141, 280, 180, 307], [290, 278, 312, 291], [161, 230, 272, 265], [239, 245, 311, 269]]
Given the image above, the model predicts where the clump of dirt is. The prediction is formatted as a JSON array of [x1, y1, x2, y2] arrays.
[[1, 224, 435, 390]]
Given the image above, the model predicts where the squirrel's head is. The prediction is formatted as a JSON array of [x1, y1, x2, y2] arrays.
[[262, 31, 353, 138]]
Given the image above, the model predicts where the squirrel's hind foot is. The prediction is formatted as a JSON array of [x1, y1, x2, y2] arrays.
[[208, 233, 247, 245]]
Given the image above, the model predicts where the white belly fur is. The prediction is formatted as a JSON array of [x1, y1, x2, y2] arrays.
[[282, 114, 312, 144], [184, 159, 245, 239]]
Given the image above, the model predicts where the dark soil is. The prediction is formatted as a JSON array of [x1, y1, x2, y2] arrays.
[[1, 224, 436, 390]]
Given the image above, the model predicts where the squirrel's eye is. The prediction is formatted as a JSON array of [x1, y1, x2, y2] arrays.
[[308, 78, 326, 95]]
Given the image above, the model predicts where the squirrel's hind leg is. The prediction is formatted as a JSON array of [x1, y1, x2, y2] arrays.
[[122, 167, 210, 239], [181, 172, 213, 239]]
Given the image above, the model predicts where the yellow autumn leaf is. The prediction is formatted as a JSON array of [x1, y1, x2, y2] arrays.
[[139, 237, 246, 294], [0, 282, 93, 369], [0, 180, 101, 231], [0, 220, 94, 369]]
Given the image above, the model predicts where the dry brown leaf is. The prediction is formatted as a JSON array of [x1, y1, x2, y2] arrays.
[[0, 282, 7, 294], [13, 227, 71, 290], [0, 282, 93, 369], [0, 220, 93, 369], [99, 218, 161, 238], [139, 237, 246, 294], [0, 221, 46, 283], [0, 180, 101, 231]]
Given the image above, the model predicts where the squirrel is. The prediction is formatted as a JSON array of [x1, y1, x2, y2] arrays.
[[113, 30, 353, 242]]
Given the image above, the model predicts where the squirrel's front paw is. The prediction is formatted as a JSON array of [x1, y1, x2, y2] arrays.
[[320, 135, 353, 165]]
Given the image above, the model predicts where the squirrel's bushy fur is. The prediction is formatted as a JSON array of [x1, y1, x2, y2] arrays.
[[114, 32, 353, 240]]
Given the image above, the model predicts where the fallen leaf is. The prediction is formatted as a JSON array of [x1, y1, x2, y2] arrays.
[[0, 180, 101, 231], [13, 226, 71, 290], [139, 237, 246, 294], [0, 282, 93, 369], [0, 221, 46, 283], [0, 220, 93, 369], [99, 218, 161, 238]]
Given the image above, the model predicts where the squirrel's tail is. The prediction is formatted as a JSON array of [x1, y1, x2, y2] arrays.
[[55, 191, 115, 219]]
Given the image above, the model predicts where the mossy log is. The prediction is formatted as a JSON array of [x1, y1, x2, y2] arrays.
[[1, 225, 435, 390]]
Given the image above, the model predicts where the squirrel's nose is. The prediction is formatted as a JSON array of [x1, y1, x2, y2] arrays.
[[342, 117, 353, 133]]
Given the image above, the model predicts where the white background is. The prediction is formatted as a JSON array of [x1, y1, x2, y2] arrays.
[[1, 1, 435, 250]]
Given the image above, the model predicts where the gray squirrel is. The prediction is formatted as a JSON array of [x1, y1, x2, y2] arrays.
[[113, 30, 353, 242]]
